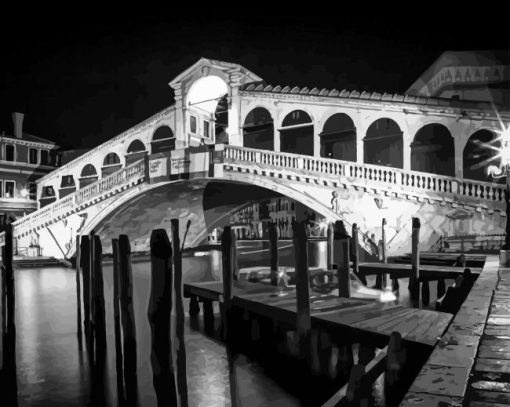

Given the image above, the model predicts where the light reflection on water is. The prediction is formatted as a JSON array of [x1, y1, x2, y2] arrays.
[[13, 248, 449, 406]]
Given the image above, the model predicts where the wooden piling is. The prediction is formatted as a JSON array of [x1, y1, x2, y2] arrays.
[[421, 279, 430, 307], [410, 218, 421, 307], [221, 225, 236, 342], [336, 342, 354, 382], [352, 224, 366, 285], [172, 219, 189, 407], [334, 221, 350, 298], [88, 231, 97, 360], [80, 235, 91, 338], [269, 222, 278, 286], [376, 218, 388, 289], [384, 331, 407, 407], [149, 229, 178, 406], [75, 235, 82, 335], [437, 278, 446, 299], [119, 235, 138, 403], [292, 220, 311, 360], [92, 234, 107, 364], [112, 238, 125, 403], [203, 299, 215, 336], [327, 222, 334, 270]]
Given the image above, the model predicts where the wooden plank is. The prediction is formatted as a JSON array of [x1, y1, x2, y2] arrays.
[[351, 307, 412, 330], [469, 401, 510, 407], [406, 311, 453, 346], [479, 344, 510, 353], [318, 303, 397, 326], [478, 348, 510, 360], [470, 390, 510, 405], [408, 365, 470, 397], [475, 358, 510, 374], [421, 313, 454, 345], [312, 301, 376, 317], [374, 308, 421, 333]]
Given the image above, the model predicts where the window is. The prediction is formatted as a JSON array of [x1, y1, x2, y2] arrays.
[[5, 181, 15, 198], [41, 150, 49, 165], [29, 182, 37, 200], [190, 115, 197, 134], [44, 186, 55, 197], [29, 148, 38, 164], [0, 181, 3, 198], [203, 121, 210, 138], [5, 144, 14, 161]]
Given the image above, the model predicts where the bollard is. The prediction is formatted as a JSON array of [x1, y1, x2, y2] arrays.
[[376, 218, 388, 289], [410, 218, 421, 308], [437, 278, 446, 299], [75, 235, 82, 335], [112, 238, 125, 404], [80, 236, 91, 338], [421, 279, 430, 307], [327, 222, 335, 271], [172, 219, 189, 407], [221, 225, 236, 342], [269, 222, 279, 286], [149, 229, 178, 405], [384, 331, 407, 407], [334, 221, 350, 298]]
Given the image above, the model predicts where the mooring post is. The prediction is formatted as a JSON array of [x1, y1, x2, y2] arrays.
[[112, 238, 125, 404], [384, 331, 407, 407], [437, 278, 446, 299], [75, 235, 82, 335], [327, 222, 334, 270], [334, 221, 350, 298], [149, 229, 178, 405], [80, 235, 91, 338], [269, 222, 279, 286], [92, 234, 107, 366], [410, 218, 421, 307], [376, 218, 387, 289], [422, 278, 430, 307], [352, 223, 366, 285], [89, 231, 97, 361], [172, 219, 189, 407], [221, 225, 235, 342], [292, 220, 311, 361], [119, 234, 138, 403]]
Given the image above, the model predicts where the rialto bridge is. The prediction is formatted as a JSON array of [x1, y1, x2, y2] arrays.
[[12, 58, 510, 259]]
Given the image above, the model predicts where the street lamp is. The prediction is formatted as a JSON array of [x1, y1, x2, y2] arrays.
[[487, 125, 510, 265]]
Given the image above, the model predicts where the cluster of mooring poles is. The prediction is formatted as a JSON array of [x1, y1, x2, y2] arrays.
[[75, 219, 190, 406]]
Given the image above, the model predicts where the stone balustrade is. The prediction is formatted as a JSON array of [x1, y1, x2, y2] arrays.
[[14, 159, 146, 237], [224, 145, 506, 204]]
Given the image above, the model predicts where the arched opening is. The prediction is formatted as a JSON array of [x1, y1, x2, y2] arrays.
[[186, 75, 229, 145], [59, 175, 76, 199], [411, 124, 455, 176], [320, 113, 356, 161], [126, 139, 147, 165], [463, 129, 501, 182], [280, 110, 314, 156], [102, 153, 122, 177], [364, 118, 403, 168], [151, 126, 175, 154], [79, 164, 98, 188], [242, 107, 274, 151]]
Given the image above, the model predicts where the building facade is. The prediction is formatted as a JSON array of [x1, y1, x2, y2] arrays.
[[0, 112, 59, 224]]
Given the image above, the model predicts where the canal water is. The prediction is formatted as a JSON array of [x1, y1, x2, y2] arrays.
[[11, 246, 449, 406]]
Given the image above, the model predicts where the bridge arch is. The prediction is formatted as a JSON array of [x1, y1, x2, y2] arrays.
[[463, 129, 501, 182], [151, 125, 175, 154], [320, 113, 356, 161], [279, 109, 314, 156], [364, 118, 403, 168], [411, 123, 455, 176], [242, 107, 274, 151]]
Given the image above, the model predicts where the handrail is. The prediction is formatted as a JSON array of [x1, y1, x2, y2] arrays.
[[14, 158, 146, 234], [224, 145, 506, 204]]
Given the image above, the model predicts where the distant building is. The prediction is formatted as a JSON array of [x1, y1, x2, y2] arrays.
[[406, 50, 509, 105], [0, 112, 59, 223]]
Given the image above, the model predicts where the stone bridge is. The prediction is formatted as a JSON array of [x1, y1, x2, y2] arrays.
[[12, 58, 510, 259]]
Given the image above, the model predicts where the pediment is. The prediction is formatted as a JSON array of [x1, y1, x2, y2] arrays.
[[169, 58, 262, 90]]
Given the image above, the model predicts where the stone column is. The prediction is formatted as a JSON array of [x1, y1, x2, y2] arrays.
[[171, 83, 187, 149], [227, 72, 242, 146]]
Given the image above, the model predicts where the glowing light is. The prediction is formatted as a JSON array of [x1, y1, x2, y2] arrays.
[[186, 76, 229, 114], [380, 290, 397, 302], [193, 251, 210, 257]]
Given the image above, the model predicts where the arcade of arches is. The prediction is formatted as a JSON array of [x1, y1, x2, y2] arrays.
[[240, 106, 500, 182]]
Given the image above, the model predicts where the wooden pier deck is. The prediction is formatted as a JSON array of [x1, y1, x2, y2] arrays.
[[184, 280, 453, 347], [400, 255, 501, 406]]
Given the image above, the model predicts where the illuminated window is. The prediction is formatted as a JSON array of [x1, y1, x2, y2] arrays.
[[5, 181, 15, 198]]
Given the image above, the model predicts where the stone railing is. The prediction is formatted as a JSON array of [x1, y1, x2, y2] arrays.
[[14, 159, 146, 236], [224, 145, 506, 204]]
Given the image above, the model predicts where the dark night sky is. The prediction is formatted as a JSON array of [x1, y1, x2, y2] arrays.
[[0, 5, 508, 150]]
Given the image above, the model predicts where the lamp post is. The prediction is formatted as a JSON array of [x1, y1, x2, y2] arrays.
[[488, 129, 510, 265]]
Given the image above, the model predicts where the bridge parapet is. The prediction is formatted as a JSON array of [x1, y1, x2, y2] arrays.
[[14, 158, 147, 237], [223, 145, 506, 209]]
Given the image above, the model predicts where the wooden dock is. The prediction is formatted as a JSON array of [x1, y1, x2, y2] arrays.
[[184, 279, 453, 347]]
